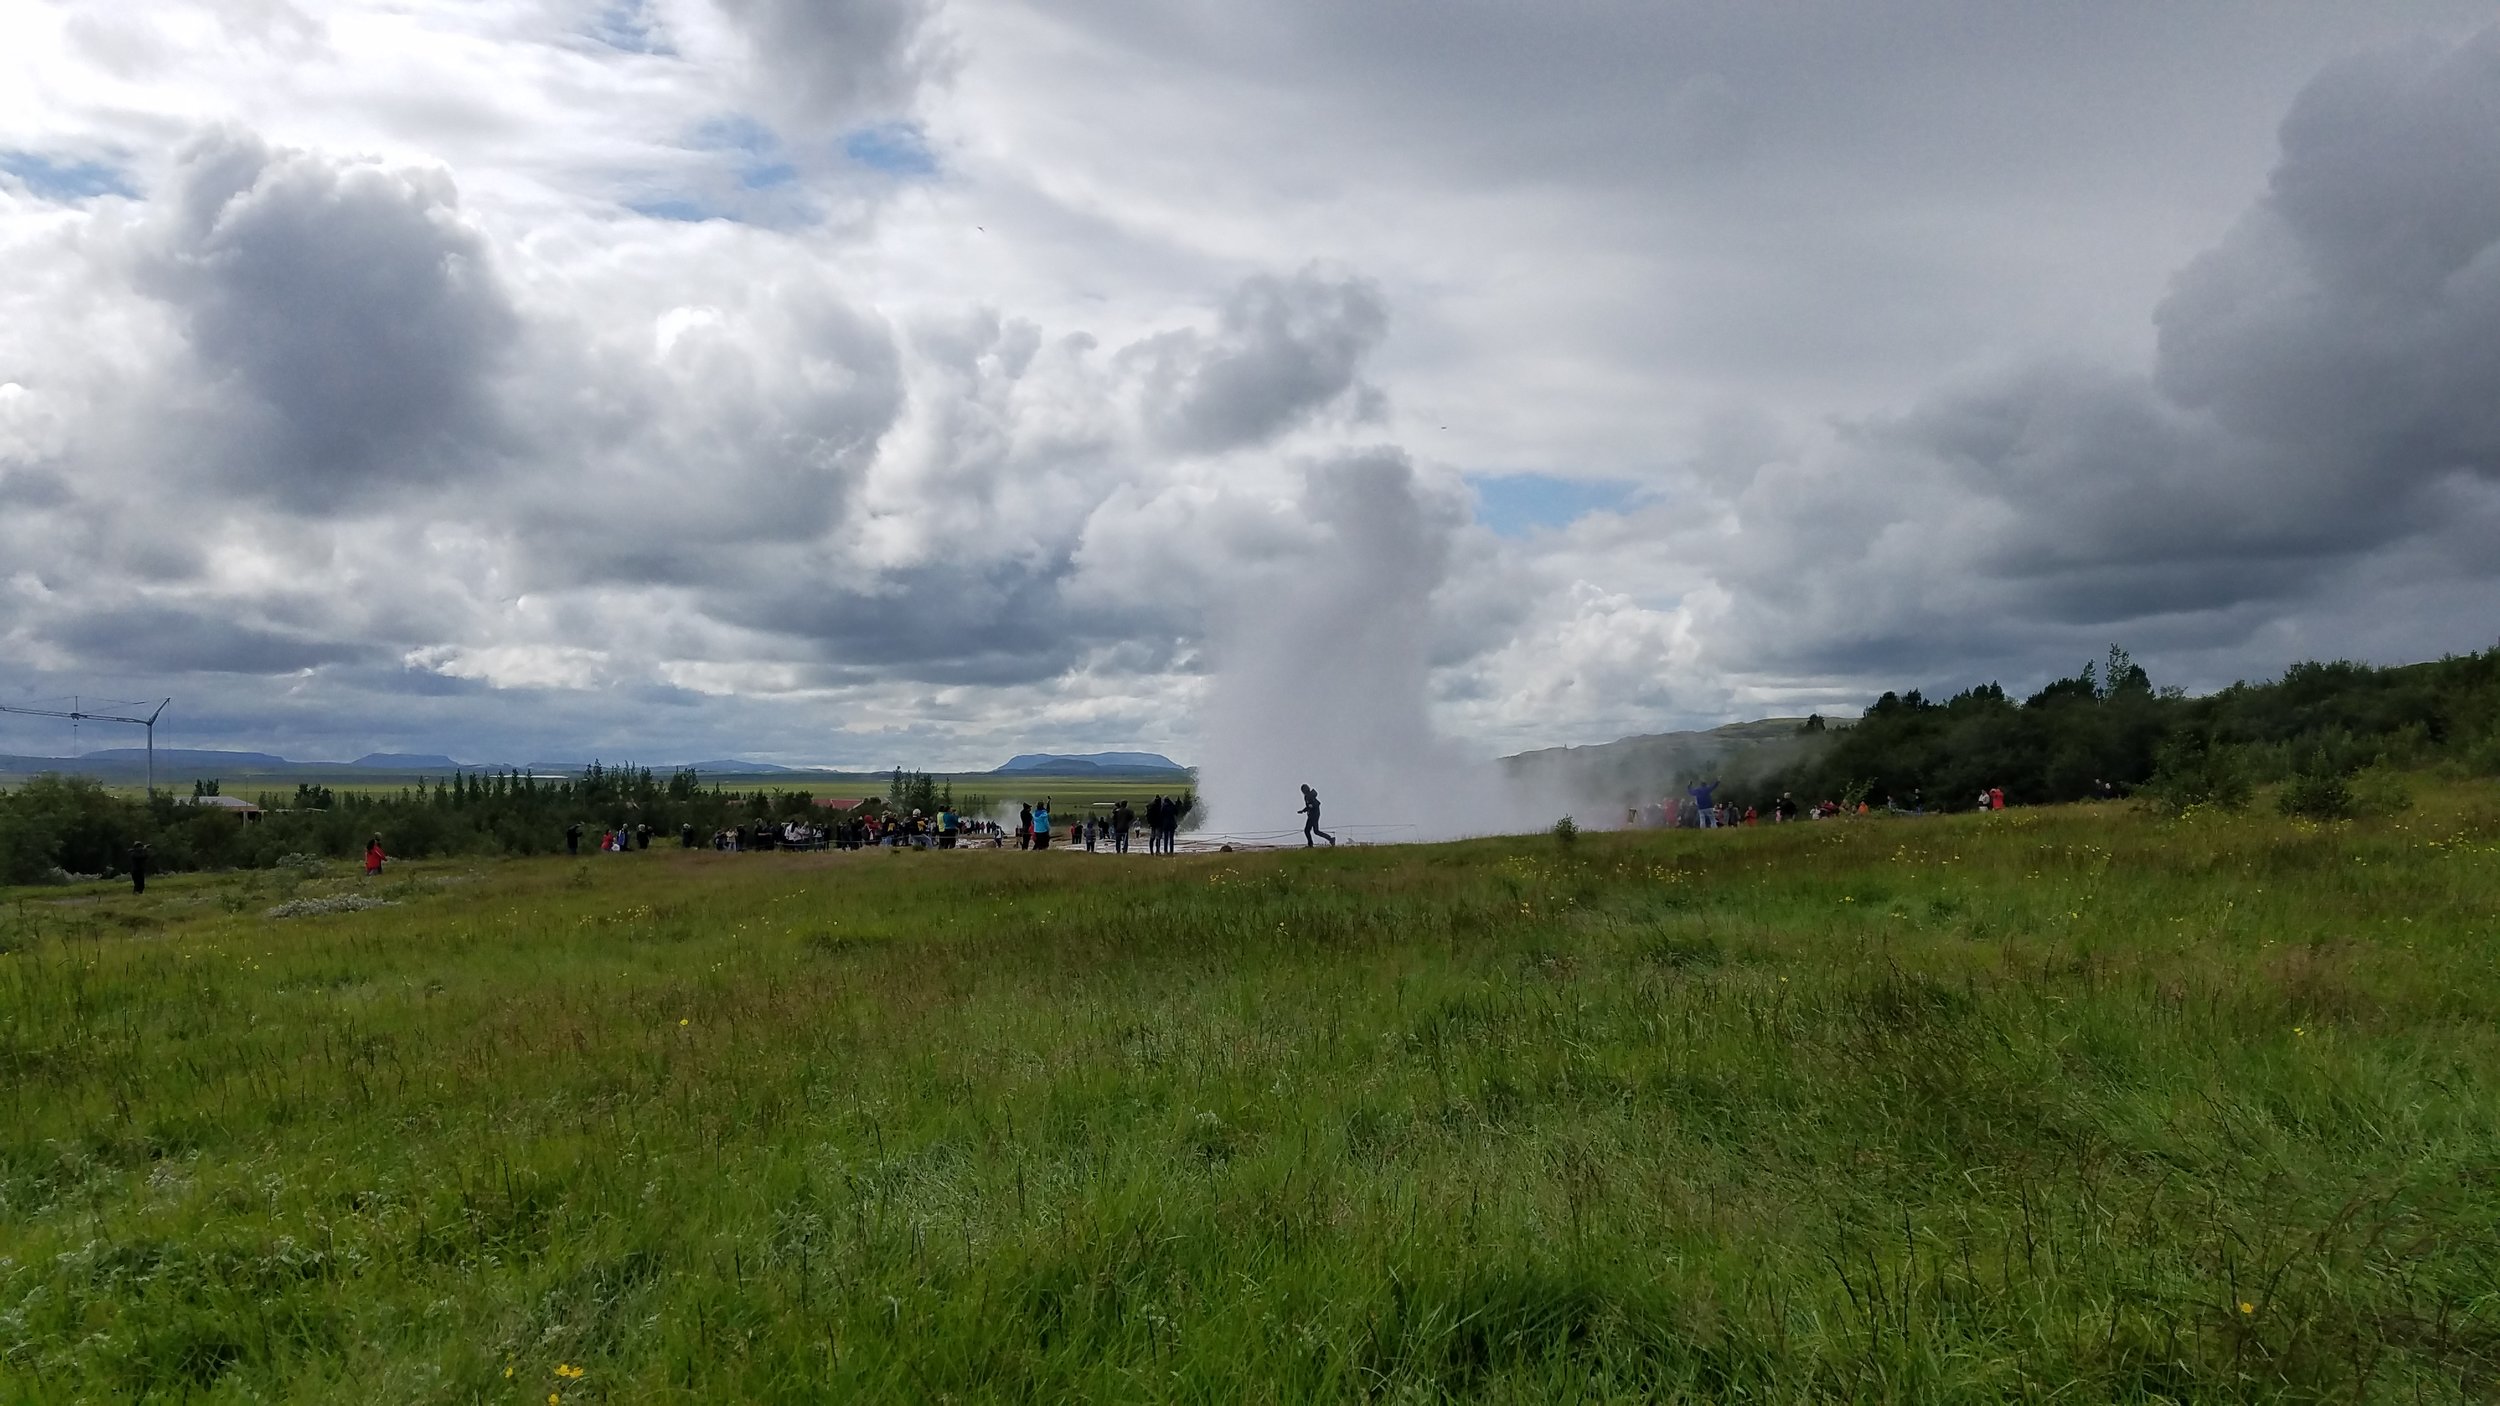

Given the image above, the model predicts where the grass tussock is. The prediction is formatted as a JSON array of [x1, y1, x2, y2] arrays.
[[2, 783, 2498, 1401]]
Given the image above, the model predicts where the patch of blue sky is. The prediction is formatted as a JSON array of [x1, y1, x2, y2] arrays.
[[693, 114, 778, 155], [586, 0, 672, 55], [1467, 473, 1644, 537], [687, 115, 797, 192], [628, 197, 724, 223], [843, 122, 938, 177], [0, 150, 137, 201]]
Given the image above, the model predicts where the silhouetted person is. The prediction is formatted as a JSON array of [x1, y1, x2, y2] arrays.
[[1299, 784, 1335, 848], [1018, 803, 1033, 850], [566, 821, 582, 856], [129, 841, 149, 895]]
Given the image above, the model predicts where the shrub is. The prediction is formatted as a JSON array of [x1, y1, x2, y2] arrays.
[[2276, 771, 2354, 821], [1551, 816, 1579, 845], [2139, 733, 2252, 814], [2348, 766, 2414, 819]]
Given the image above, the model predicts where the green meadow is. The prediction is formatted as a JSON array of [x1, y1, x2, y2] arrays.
[[3, 785, 2496, 1402]]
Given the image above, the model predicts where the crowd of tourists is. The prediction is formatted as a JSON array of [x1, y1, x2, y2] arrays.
[[556, 794, 1195, 858], [1630, 780, 2016, 828], [1007, 795, 1190, 853]]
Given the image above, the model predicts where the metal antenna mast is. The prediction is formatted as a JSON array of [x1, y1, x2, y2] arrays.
[[0, 698, 173, 797]]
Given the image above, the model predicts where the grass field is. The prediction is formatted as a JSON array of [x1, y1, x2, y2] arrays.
[[3, 784, 2496, 1401]]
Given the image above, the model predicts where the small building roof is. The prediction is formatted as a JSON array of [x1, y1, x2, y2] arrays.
[[183, 795, 262, 813]]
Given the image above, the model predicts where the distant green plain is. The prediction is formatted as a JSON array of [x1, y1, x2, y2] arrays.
[[4, 770, 1192, 812], [3, 782, 2495, 1401]]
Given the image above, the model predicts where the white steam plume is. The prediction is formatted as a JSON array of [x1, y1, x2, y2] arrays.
[[1195, 451, 1565, 843]]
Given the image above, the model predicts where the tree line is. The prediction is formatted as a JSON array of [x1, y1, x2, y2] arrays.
[[0, 762, 898, 885], [1739, 645, 2500, 817]]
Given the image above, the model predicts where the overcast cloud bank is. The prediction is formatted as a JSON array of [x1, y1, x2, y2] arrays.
[[2, 3, 2496, 776]]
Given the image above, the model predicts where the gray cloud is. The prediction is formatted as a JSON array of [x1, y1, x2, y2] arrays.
[[45, 602, 381, 675], [1694, 23, 2500, 696], [1130, 268, 1387, 454], [2157, 27, 2500, 484], [710, 0, 942, 131], [140, 129, 517, 508]]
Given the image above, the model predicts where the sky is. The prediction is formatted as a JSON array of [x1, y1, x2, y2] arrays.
[[2, 1, 2497, 770]]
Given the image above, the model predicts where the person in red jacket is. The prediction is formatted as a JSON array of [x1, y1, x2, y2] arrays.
[[364, 836, 386, 876]]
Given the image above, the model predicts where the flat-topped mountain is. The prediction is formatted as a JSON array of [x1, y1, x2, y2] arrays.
[[993, 751, 1187, 775]]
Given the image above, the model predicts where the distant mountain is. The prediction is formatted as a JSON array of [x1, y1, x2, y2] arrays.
[[994, 751, 1186, 775], [76, 747, 295, 769], [680, 759, 797, 774], [0, 748, 519, 783], [1501, 719, 1835, 807]]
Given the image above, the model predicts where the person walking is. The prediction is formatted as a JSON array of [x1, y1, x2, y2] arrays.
[[1298, 783, 1336, 848], [566, 821, 582, 856], [1113, 800, 1133, 854], [129, 840, 149, 895], [365, 836, 386, 877]]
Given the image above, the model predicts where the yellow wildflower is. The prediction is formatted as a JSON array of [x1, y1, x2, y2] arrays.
[[2239, 1301, 2254, 1314]]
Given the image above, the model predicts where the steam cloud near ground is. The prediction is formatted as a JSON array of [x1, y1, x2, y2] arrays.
[[1195, 454, 1576, 843]]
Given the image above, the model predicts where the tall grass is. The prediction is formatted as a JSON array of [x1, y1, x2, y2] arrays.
[[3, 785, 2497, 1401]]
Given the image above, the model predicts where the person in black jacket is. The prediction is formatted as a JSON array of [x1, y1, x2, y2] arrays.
[[129, 841, 150, 894], [1298, 784, 1336, 848]]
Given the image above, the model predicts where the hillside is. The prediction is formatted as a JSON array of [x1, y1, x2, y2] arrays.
[[1500, 717, 1832, 808]]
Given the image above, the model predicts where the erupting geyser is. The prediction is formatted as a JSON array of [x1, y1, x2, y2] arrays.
[[1194, 452, 1562, 843]]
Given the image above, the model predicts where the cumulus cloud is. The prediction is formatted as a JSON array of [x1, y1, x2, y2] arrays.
[[1129, 268, 1388, 453], [2158, 28, 2500, 487], [1672, 23, 2500, 695], [706, 0, 944, 132], [138, 128, 517, 508]]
